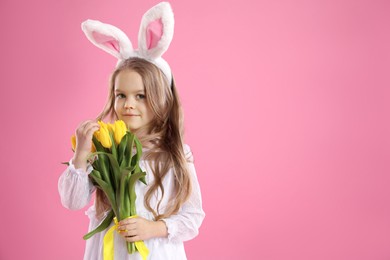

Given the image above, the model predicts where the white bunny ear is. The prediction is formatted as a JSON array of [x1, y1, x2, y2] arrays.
[[81, 19, 133, 60], [138, 2, 174, 60]]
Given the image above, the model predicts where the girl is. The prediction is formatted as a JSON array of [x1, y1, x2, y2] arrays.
[[58, 3, 205, 259]]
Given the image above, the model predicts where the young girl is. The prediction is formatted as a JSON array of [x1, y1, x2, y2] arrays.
[[58, 3, 205, 259]]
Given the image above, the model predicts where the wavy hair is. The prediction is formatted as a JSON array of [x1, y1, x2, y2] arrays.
[[94, 57, 192, 221]]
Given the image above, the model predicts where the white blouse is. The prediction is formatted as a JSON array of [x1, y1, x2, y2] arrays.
[[58, 145, 205, 260]]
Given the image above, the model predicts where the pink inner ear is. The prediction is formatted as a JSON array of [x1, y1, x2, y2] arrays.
[[92, 31, 120, 52], [146, 19, 163, 50]]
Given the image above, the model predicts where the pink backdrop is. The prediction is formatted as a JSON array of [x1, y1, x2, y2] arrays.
[[1, 0, 389, 259]]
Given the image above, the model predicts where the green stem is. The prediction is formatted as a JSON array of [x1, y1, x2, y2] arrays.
[[109, 132, 118, 160], [118, 169, 131, 220], [126, 133, 135, 168], [127, 241, 136, 254]]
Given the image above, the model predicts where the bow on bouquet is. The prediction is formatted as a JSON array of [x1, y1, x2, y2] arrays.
[[70, 120, 149, 260]]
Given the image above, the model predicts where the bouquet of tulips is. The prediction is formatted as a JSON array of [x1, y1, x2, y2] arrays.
[[70, 120, 148, 257]]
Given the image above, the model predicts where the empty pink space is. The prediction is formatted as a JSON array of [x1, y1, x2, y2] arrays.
[[0, 0, 389, 259]]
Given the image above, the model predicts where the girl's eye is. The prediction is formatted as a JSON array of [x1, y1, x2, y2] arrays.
[[136, 94, 146, 100], [116, 93, 125, 99]]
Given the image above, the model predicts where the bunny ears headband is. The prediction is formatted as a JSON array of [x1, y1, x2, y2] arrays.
[[81, 2, 174, 84]]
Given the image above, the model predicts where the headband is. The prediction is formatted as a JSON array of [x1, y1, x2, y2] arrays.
[[81, 2, 174, 85]]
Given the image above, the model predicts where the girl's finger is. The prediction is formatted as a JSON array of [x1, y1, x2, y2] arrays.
[[83, 121, 99, 131], [118, 223, 136, 232], [85, 125, 100, 137], [119, 218, 137, 226], [78, 120, 93, 130], [76, 120, 94, 136], [122, 229, 137, 237], [81, 122, 99, 136]]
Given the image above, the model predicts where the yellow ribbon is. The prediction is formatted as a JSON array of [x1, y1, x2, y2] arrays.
[[103, 216, 150, 260]]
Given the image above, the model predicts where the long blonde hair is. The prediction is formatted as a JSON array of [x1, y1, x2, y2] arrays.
[[94, 57, 192, 220]]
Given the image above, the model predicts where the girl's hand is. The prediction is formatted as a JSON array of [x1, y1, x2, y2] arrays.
[[72, 120, 100, 171], [117, 217, 168, 242]]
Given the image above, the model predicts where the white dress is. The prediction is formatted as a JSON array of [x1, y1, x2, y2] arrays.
[[58, 145, 205, 260]]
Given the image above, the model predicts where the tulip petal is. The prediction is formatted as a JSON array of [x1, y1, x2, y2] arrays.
[[71, 135, 77, 151], [114, 120, 127, 145]]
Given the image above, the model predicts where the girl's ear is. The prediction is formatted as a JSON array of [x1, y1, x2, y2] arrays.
[[138, 2, 174, 60], [81, 19, 133, 60]]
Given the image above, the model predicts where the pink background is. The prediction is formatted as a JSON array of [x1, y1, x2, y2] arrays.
[[1, 0, 389, 259]]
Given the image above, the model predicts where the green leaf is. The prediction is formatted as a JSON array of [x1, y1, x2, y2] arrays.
[[90, 169, 102, 180], [125, 180, 131, 217], [90, 137, 112, 186], [131, 138, 146, 184], [118, 169, 131, 220], [131, 138, 143, 168], [89, 152, 112, 187], [109, 132, 118, 160], [117, 133, 128, 167], [121, 165, 135, 173], [83, 210, 114, 240], [124, 132, 135, 168], [93, 151, 122, 195], [128, 171, 146, 216], [89, 171, 118, 217], [134, 164, 147, 185]]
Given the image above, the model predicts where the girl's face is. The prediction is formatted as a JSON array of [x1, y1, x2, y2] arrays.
[[114, 70, 154, 132]]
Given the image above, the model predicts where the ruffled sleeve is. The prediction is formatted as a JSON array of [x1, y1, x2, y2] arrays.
[[58, 160, 96, 210], [162, 145, 205, 243]]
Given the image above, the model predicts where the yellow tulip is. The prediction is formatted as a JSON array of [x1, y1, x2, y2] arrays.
[[107, 123, 115, 134], [71, 134, 95, 152], [95, 121, 112, 148], [71, 135, 76, 151], [113, 120, 127, 145]]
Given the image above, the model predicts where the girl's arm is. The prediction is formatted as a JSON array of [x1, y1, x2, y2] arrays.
[[161, 157, 206, 243], [58, 160, 96, 210], [59, 120, 99, 210]]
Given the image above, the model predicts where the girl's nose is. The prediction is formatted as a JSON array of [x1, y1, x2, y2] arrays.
[[124, 99, 135, 109]]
